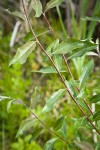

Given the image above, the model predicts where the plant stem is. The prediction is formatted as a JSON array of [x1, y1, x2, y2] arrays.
[[22, 0, 100, 135], [43, 12, 93, 116], [24, 104, 68, 144]]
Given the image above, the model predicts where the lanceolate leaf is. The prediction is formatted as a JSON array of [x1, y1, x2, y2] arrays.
[[54, 54, 62, 70], [7, 99, 23, 112], [82, 14, 100, 22], [9, 41, 36, 66], [79, 60, 94, 87], [54, 116, 65, 130], [69, 41, 97, 59], [42, 89, 66, 112], [52, 39, 84, 55], [65, 80, 76, 97], [89, 94, 100, 103], [93, 111, 100, 121], [0, 96, 11, 102], [45, 0, 62, 12], [16, 118, 36, 137], [32, 0, 42, 17], [74, 117, 86, 133], [44, 138, 58, 150], [6, 9, 25, 20], [32, 66, 66, 73]]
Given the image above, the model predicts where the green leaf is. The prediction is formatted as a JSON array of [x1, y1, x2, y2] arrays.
[[45, 0, 62, 12], [89, 94, 100, 103], [54, 116, 65, 130], [32, 66, 66, 73], [93, 111, 100, 121], [82, 15, 100, 22], [54, 54, 62, 70], [79, 60, 94, 87], [65, 80, 76, 97], [42, 89, 66, 112], [9, 41, 36, 66], [44, 138, 58, 150], [69, 40, 97, 59], [7, 99, 23, 112], [76, 88, 85, 99], [16, 118, 36, 137], [5, 9, 25, 20], [58, 119, 67, 139], [52, 39, 84, 55], [32, 0, 42, 17], [77, 99, 89, 111], [0, 96, 11, 102], [74, 117, 85, 133]]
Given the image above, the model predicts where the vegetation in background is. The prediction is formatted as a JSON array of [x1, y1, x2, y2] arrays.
[[0, 0, 100, 150]]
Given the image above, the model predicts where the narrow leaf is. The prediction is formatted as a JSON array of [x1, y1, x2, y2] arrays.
[[42, 89, 66, 112], [6, 9, 25, 20], [45, 0, 62, 12], [54, 116, 65, 130], [93, 111, 100, 121], [65, 80, 76, 97], [7, 99, 23, 112], [52, 39, 84, 55], [79, 60, 94, 87], [16, 118, 36, 137], [89, 94, 100, 103], [74, 117, 85, 133], [9, 41, 36, 66], [0, 96, 11, 102], [32, 66, 66, 73], [32, 0, 42, 17], [44, 138, 58, 150]]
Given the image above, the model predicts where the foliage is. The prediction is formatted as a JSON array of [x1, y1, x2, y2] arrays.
[[0, 0, 100, 149]]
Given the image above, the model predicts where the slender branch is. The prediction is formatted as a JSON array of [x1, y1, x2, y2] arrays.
[[22, 0, 100, 135], [24, 104, 68, 144], [43, 12, 93, 116]]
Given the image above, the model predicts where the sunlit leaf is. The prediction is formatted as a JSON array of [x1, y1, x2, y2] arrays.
[[69, 40, 97, 59], [32, 66, 66, 73], [93, 111, 100, 121], [45, 0, 62, 12], [9, 41, 36, 66], [89, 94, 100, 103], [6, 9, 25, 20], [16, 117, 36, 137], [0, 96, 11, 102], [65, 80, 76, 97], [52, 38, 84, 55], [42, 89, 66, 112], [79, 60, 94, 87], [32, 0, 42, 17], [44, 138, 58, 150]]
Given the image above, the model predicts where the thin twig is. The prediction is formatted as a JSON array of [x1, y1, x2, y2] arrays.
[[22, 0, 100, 135]]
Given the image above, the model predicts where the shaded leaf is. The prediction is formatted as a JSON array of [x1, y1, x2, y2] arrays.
[[16, 118, 36, 137], [9, 41, 36, 66], [58, 119, 67, 139], [77, 99, 89, 111], [7, 99, 23, 112], [44, 138, 58, 150], [93, 111, 100, 121], [32, 0, 42, 17], [6, 9, 25, 20], [54, 116, 65, 130], [32, 66, 66, 73], [82, 14, 100, 22], [45, 0, 62, 12], [79, 60, 94, 87], [74, 117, 85, 133], [54, 54, 62, 70], [89, 94, 100, 103], [42, 89, 66, 112]]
